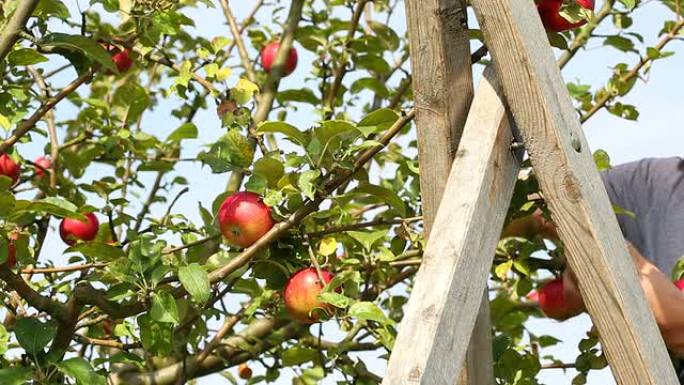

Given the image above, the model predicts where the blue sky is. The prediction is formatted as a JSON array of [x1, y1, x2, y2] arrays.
[[19, 0, 684, 383]]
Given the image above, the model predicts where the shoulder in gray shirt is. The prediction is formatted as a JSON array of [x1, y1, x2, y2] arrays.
[[600, 157, 684, 276]]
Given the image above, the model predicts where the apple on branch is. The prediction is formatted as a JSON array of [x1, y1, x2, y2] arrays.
[[59, 213, 100, 246], [217, 192, 275, 248], [34, 156, 51, 179], [0, 154, 20, 184], [284, 267, 335, 323], [538, 277, 585, 320], [260, 41, 298, 77], [537, 0, 595, 32]]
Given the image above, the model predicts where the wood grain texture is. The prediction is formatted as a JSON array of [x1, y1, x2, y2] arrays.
[[403, 1, 494, 384], [383, 67, 519, 385], [470, 1, 679, 385]]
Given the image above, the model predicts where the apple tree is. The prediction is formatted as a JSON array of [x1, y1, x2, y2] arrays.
[[0, 0, 681, 384]]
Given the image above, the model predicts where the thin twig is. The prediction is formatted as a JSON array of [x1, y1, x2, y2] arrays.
[[0, 0, 40, 63]]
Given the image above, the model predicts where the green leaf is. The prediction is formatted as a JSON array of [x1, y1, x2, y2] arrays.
[[593, 149, 611, 171], [298, 170, 321, 200], [257, 121, 308, 145], [166, 123, 198, 142], [318, 292, 352, 308], [347, 230, 387, 252], [138, 314, 174, 356], [617, 0, 636, 10], [350, 77, 389, 98], [8, 48, 49, 66], [0, 324, 9, 355], [35, 0, 71, 20], [15, 318, 57, 355], [66, 242, 125, 261], [318, 237, 337, 256], [348, 301, 388, 323], [232, 78, 260, 104], [353, 183, 406, 216], [179, 263, 211, 304], [0, 191, 16, 217], [357, 108, 399, 137], [612, 204, 636, 219], [14, 197, 85, 220], [0, 368, 33, 385], [495, 260, 513, 280], [199, 130, 255, 173], [276, 89, 321, 105], [56, 358, 106, 385], [40, 33, 117, 73], [603, 35, 635, 53], [150, 291, 180, 324], [368, 21, 400, 51], [253, 157, 284, 188], [282, 347, 318, 366], [315, 120, 357, 147]]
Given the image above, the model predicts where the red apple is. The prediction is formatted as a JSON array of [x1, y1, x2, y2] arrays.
[[111, 47, 133, 73], [59, 213, 100, 246], [217, 192, 274, 248], [238, 363, 252, 380], [675, 279, 684, 291], [0, 154, 20, 184], [260, 41, 298, 77], [34, 156, 51, 178], [537, 0, 594, 32], [538, 277, 584, 320], [284, 267, 335, 323]]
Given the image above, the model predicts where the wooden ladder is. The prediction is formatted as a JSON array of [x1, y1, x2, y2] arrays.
[[384, 1, 681, 384]]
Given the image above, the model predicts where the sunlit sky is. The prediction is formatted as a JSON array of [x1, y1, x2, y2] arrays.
[[18, 0, 684, 383]]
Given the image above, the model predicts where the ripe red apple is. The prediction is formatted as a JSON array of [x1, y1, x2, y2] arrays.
[[675, 279, 684, 291], [59, 213, 100, 246], [34, 156, 51, 178], [260, 41, 298, 77], [217, 192, 274, 248], [111, 47, 133, 73], [537, 0, 594, 32], [284, 267, 335, 323], [0, 154, 20, 184], [238, 363, 252, 380], [538, 277, 584, 320]]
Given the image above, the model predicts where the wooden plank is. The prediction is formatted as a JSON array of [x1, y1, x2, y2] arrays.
[[469, 2, 679, 385], [383, 67, 519, 385], [403, 1, 494, 384]]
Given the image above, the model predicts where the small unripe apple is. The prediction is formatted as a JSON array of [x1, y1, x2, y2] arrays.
[[284, 268, 335, 323], [0, 154, 20, 184], [59, 213, 100, 246], [537, 0, 594, 32], [238, 363, 252, 380], [34, 156, 51, 178], [260, 41, 298, 77], [217, 192, 275, 248], [538, 278, 583, 320], [675, 279, 684, 291]]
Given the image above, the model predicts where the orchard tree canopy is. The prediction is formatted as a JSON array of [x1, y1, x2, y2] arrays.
[[0, 0, 682, 384]]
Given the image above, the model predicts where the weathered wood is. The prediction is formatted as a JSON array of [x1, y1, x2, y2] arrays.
[[383, 67, 519, 385], [470, 1, 679, 385], [404, 0, 493, 383]]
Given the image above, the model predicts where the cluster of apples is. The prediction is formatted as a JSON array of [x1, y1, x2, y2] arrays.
[[537, 0, 595, 32], [217, 191, 335, 324], [0, 154, 52, 185]]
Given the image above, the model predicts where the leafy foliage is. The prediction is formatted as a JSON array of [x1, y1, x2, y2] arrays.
[[0, 0, 681, 384]]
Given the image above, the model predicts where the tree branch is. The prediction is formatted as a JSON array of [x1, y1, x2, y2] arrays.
[[0, 69, 93, 155], [218, 0, 257, 83], [0, 0, 40, 64]]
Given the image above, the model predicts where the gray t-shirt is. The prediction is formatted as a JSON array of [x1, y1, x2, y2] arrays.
[[600, 157, 684, 276]]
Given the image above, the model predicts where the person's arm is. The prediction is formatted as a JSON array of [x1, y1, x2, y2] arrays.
[[625, 242, 684, 356], [564, 243, 684, 356], [501, 209, 560, 242]]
